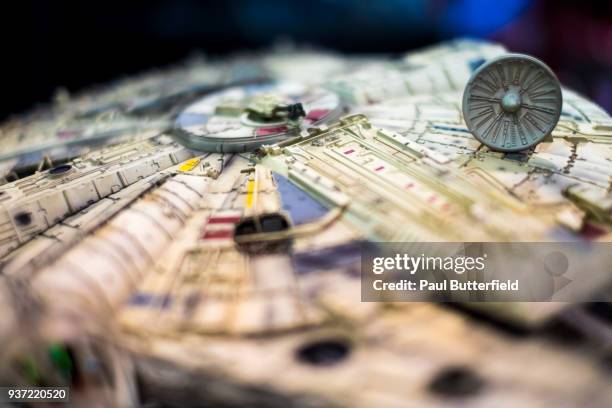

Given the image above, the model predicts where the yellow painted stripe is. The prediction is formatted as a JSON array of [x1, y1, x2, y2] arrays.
[[245, 178, 255, 208], [178, 158, 200, 172]]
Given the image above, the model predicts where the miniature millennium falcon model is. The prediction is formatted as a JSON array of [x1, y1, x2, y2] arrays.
[[1, 40, 612, 407]]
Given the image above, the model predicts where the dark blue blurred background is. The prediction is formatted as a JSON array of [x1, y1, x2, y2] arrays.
[[3, 0, 611, 120]]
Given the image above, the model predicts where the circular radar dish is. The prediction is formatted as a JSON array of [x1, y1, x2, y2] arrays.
[[172, 82, 343, 152], [462, 53, 562, 152]]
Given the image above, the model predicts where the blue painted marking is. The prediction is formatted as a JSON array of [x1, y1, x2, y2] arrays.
[[273, 172, 329, 225], [128, 293, 172, 309], [432, 125, 470, 133], [177, 112, 208, 127], [16, 152, 44, 168], [293, 241, 364, 275], [468, 58, 486, 72]]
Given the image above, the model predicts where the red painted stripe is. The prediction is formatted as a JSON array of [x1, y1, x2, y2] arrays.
[[208, 216, 241, 224], [580, 223, 606, 240], [305, 109, 330, 122], [256, 126, 288, 136], [202, 229, 233, 239]]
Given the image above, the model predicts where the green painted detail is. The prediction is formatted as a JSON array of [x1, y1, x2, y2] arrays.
[[21, 356, 41, 384], [48, 344, 74, 381]]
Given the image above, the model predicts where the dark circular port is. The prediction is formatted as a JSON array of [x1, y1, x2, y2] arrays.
[[296, 339, 351, 367], [234, 213, 292, 254], [14, 211, 32, 226], [428, 366, 484, 397], [48, 164, 72, 175]]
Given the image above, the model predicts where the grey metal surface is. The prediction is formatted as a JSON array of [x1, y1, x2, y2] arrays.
[[462, 53, 562, 152]]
